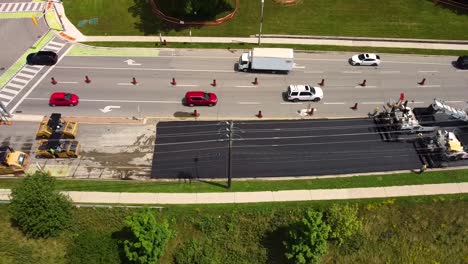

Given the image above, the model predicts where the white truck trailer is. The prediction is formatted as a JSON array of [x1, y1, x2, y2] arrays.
[[237, 48, 294, 73]]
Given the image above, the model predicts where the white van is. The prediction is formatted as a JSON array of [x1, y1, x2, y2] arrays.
[[287, 85, 323, 102]]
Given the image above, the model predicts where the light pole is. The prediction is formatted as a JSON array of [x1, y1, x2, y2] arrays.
[[258, 0, 264, 45]]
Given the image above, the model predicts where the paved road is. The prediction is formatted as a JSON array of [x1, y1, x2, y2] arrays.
[[7, 49, 468, 119], [152, 119, 423, 179]]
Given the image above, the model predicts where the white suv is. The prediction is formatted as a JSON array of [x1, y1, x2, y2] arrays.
[[287, 85, 323, 102]]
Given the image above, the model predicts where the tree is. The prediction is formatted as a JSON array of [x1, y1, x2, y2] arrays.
[[326, 203, 363, 246], [123, 208, 173, 264], [9, 171, 73, 238], [284, 210, 330, 264]]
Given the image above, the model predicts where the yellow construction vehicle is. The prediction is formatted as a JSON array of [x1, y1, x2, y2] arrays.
[[35, 132, 80, 158], [0, 146, 29, 176], [36, 113, 78, 139]]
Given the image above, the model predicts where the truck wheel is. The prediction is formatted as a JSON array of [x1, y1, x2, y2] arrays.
[[208, 104, 213, 107], [313, 98, 321, 102], [355, 63, 360, 66], [243, 69, 247, 72], [372, 63, 378, 66], [293, 99, 299, 103], [189, 104, 194, 107]]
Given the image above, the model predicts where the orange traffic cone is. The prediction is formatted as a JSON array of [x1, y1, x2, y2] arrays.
[[212, 79, 217, 87], [193, 109, 199, 117], [257, 110, 263, 118], [360, 79, 367, 87], [351, 103, 358, 110], [51, 77, 57, 85], [85, 75, 91, 83], [252, 77, 258, 85], [171, 78, 176, 85], [418, 78, 426, 85], [318, 79, 325, 86], [131, 77, 137, 85]]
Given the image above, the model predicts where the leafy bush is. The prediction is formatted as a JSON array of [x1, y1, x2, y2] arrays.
[[66, 231, 120, 264], [284, 210, 330, 264], [326, 203, 363, 246], [174, 238, 220, 264], [123, 208, 173, 264], [9, 171, 73, 238]]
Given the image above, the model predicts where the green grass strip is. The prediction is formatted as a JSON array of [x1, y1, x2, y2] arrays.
[[0, 169, 466, 193], [45, 8, 63, 31], [68, 44, 160, 57], [84, 41, 468, 56], [0, 12, 42, 19], [0, 30, 55, 89]]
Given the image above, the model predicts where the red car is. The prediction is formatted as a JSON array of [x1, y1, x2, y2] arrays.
[[49, 92, 79, 107], [185, 91, 218, 107]]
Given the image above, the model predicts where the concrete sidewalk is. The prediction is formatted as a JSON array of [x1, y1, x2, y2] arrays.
[[1, 183, 466, 204], [51, 2, 468, 51]]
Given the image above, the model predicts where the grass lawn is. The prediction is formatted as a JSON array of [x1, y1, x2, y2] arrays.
[[84, 41, 468, 55], [0, 194, 466, 264], [64, 0, 468, 40], [0, 169, 466, 193]]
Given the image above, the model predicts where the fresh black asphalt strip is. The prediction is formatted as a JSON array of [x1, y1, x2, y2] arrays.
[[151, 119, 423, 179]]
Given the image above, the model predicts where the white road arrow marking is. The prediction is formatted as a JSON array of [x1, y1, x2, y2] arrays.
[[124, 59, 141, 66], [99, 105, 121, 113]]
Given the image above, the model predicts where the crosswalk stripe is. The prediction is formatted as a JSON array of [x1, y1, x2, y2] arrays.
[[1, 88, 19, 96], [48, 41, 65, 47], [19, 3, 26, 11], [5, 83, 24, 89], [0, 94, 14, 100], [25, 2, 32, 10], [21, 68, 39, 75], [11, 78, 28, 84], [34, 2, 43, 11], [16, 72, 34, 79]]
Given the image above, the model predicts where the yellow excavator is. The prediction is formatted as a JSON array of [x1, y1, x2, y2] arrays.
[[36, 113, 78, 139], [0, 146, 29, 176], [35, 132, 80, 158]]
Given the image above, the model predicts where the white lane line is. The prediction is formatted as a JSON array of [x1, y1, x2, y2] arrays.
[[176, 84, 199, 87], [281, 102, 302, 105], [342, 71, 362, 74], [324, 102, 345, 105], [58, 81, 79, 84], [25, 98, 181, 104], [445, 101, 464, 103], [117, 83, 140, 86], [304, 71, 324, 74], [418, 70, 439, 73], [380, 71, 400, 74], [235, 85, 257, 88], [238, 102, 261, 105], [0, 94, 14, 100], [456, 69, 467, 72], [354, 86, 377, 88], [409, 101, 425, 104], [362, 102, 384, 105], [57, 66, 233, 73], [416, 85, 440, 88]]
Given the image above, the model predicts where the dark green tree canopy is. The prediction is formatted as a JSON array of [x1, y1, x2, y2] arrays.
[[9, 171, 73, 238]]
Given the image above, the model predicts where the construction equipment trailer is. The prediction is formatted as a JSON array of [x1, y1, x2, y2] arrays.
[[36, 113, 78, 139], [0, 146, 29, 176]]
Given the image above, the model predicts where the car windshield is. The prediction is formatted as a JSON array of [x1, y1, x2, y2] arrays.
[[358, 54, 365, 60], [64, 93, 72, 100], [203, 93, 210, 100]]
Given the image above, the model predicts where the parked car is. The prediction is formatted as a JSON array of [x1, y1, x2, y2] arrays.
[[49, 92, 79, 107], [185, 91, 218, 107], [286, 85, 323, 102], [455, 55, 468, 69], [350, 53, 380, 66], [26, 51, 58, 66]]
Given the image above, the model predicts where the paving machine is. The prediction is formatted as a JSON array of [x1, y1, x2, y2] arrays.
[[0, 146, 29, 175], [426, 98, 468, 122], [36, 113, 78, 139], [415, 129, 468, 167], [374, 100, 437, 141], [35, 132, 80, 158]]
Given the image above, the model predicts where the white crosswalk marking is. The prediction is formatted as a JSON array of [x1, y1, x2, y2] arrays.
[[0, 38, 67, 106], [0, 2, 45, 13]]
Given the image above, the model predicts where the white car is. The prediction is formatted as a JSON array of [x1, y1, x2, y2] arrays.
[[350, 53, 381, 66], [287, 85, 323, 102]]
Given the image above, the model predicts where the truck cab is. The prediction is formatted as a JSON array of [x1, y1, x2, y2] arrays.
[[238, 52, 250, 72]]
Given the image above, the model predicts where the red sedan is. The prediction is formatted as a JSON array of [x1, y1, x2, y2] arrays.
[[185, 91, 218, 107], [49, 92, 79, 107]]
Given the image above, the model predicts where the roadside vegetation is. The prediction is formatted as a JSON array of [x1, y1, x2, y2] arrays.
[[83, 41, 468, 56], [64, 0, 468, 40], [0, 169, 466, 193], [0, 194, 466, 263]]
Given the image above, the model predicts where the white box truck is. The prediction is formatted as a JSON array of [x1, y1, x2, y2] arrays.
[[238, 48, 294, 73]]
